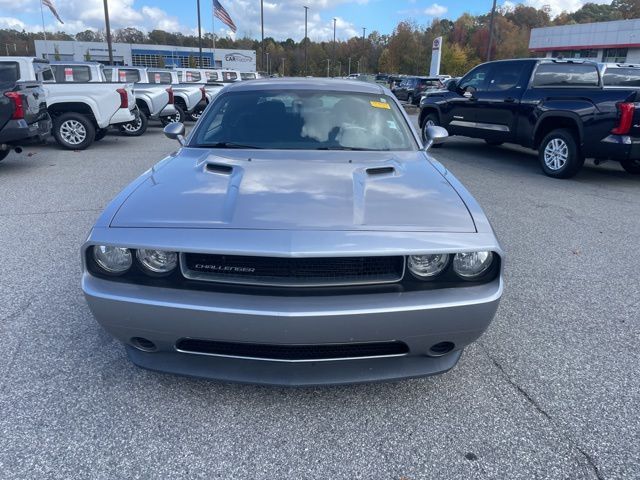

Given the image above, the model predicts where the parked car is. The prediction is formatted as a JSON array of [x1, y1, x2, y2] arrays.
[[393, 76, 442, 105], [82, 78, 503, 385], [0, 61, 51, 161], [92, 65, 177, 135], [147, 69, 206, 123], [1, 57, 136, 150], [420, 58, 640, 178]]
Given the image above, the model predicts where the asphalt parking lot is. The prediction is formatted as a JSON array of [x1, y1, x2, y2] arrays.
[[1, 119, 639, 479]]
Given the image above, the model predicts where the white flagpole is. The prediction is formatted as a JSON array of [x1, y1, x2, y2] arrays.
[[39, 0, 49, 59]]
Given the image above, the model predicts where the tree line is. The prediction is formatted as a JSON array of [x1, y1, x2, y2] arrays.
[[0, 1, 638, 77]]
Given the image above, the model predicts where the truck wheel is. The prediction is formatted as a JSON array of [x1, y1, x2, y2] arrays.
[[94, 128, 109, 141], [161, 105, 185, 126], [120, 110, 148, 137], [53, 112, 95, 150], [620, 158, 640, 174], [422, 113, 443, 148], [538, 129, 584, 179], [187, 105, 205, 121], [0, 150, 9, 162]]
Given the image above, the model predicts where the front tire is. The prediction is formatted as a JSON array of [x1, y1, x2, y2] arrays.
[[187, 105, 205, 121], [538, 129, 584, 179], [120, 110, 148, 137], [161, 105, 185, 126], [94, 128, 109, 141], [422, 113, 443, 148], [620, 158, 640, 174], [53, 112, 95, 150]]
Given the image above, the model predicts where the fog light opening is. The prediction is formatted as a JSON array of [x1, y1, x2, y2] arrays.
[[429, 341, 455, 356], [131, 337, 157, 352]]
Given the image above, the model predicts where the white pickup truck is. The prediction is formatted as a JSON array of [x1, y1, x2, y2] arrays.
[[145, 69, 208, 122], [2, 57, 136, 149], [171, 68, 235, 120], [100, 66, 178, 133]]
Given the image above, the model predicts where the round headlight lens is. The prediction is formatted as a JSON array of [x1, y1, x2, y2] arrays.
[[453, 251, 494, 279], [136, 249, 178, 274], [93, 245, 132, 274], [408, 254, 450, 278]]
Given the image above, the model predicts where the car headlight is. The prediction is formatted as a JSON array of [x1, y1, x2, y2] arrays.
[[92, 245, 132, 274], [136, 249, 178, 274], [453, 251, 494, 279], [408, 254, 450, 279]]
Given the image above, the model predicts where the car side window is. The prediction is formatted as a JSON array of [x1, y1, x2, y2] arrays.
[[459, 65, 492, 91], [487, 62, 526, 91]]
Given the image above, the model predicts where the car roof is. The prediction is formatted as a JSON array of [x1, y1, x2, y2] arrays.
[[223, 77, 386, 94]]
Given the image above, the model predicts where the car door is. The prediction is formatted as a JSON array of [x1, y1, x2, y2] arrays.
[[443, 64, 492, 137], [470, 61, 532, 143]]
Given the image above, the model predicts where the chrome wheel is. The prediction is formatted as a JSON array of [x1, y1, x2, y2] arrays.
[[165, 112, 180, 123], [60, 120, 87, 145], [425, 119, 436, 128], [190, 109, 202, 120], [543, 138, 569, 171], [122, 117, 142, 133]]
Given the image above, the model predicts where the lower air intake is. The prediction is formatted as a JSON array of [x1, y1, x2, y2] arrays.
[[176, 339, 409, 361]]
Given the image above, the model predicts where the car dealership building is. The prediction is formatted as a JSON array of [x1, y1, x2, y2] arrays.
[[34, 40, 256, 71], [529, 18, 640, 63]]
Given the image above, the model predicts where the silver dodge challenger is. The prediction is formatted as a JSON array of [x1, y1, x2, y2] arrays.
[[82, 78, 503, 385]]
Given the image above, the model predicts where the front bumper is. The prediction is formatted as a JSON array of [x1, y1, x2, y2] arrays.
[[83, 273, 502, 385], [0, 115, 51, 144]]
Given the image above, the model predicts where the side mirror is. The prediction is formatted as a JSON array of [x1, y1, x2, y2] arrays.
[[423, 126, 449, 151], [163, 122, 186, 146]]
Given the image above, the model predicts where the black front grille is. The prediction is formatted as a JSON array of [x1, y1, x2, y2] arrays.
[[176, 339, 409, 361], [181, 253, 405, 287]]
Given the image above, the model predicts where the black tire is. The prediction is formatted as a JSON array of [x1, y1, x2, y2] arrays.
[[161, 104, 185, 126], [119, 110, 148, 137], [52, 112, 95, 150], [0, 150, 9, 162], [620, 158, 640, 174], [421, 112, 443, 148], [94, 128, 109, 141], [187, 105, 205, 122], [485, 139, 503, 146], [538, 129, 584, 179]]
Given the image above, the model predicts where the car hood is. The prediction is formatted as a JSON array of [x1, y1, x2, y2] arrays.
[[110, 149, 475, 232]]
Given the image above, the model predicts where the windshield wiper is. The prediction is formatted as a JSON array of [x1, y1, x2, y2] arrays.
[[198, 142, 263, 149], [316, 146, 385, 151]]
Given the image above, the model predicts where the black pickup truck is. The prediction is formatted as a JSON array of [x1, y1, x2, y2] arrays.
[[0, 61, 51, 162], [419, 58, 640, 178]]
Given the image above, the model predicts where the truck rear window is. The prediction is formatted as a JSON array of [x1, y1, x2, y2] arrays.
[[0, 62, 19, 82], [603, 67, 640, 87], [149, 71, 172, 84], [52, 65, 91, 82], [533, 63, 599, 87]]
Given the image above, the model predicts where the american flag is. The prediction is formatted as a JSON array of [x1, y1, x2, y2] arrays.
[[42, 0, 64, 24], [213, 0, 237, 33]]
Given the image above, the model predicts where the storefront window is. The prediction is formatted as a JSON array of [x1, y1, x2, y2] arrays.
[[602, 48, 628, 63]]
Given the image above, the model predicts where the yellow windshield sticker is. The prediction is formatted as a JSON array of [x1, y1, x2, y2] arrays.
[[370, 101, 391, 110]]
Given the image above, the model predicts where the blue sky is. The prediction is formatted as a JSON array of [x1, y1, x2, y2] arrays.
[[0, 0, 600, 41]]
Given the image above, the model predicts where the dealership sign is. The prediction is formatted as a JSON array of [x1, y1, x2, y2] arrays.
[[225, 53, 253, 62]]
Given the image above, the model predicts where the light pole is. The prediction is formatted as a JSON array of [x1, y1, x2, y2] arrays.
[[261, 0, 265, 71], [486, 0, 497, 61], [332, 18, 336, 77], [266, 52, 270, 76], [326, 59, 330, 77], [304, 6, 309, 76], [196, 0, 203, 66], [348, 57, 351, 75], [361, 27, 366, 74], [281, 57, 285, 77], [103, 0, 113, 65]]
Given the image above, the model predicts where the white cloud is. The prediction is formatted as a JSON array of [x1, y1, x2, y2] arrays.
[[424, 3, 447, 17], [523, 0, 609, 16]]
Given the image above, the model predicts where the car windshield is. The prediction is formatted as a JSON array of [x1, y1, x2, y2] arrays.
[[191, 89, 417, 151]]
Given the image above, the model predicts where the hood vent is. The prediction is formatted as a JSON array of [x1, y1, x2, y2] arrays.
[[206, 163, 233, 175], [366, 166, 395, 176]]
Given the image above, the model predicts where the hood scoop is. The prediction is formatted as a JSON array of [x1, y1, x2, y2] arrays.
[[205, 162, 234, 175], [366, 166, 396, 176]]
